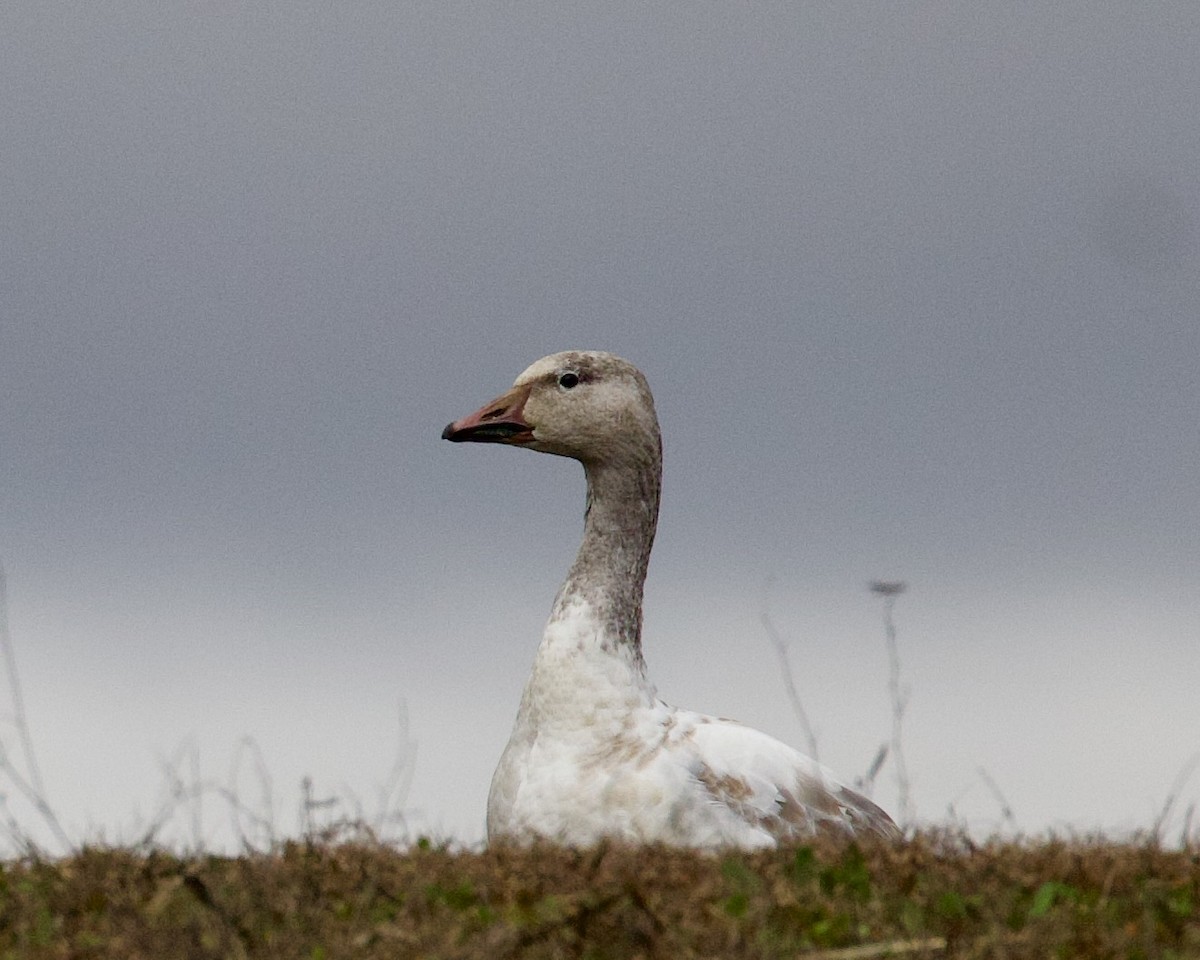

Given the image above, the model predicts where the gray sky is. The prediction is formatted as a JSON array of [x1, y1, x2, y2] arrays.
[[2, 1, 1198, 850]]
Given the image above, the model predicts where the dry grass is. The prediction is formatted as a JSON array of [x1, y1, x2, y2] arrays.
[[4, 564, 1198, 956], [1, 831, 1198, 959]]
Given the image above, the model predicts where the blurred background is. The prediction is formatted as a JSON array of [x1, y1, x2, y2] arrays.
[[2, 0, 1198, 851]]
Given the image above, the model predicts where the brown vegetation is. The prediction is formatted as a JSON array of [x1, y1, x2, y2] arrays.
[[1, 831, 1198, 959]]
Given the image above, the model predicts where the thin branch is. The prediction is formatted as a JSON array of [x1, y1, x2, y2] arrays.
[[228, 736, 277, 851], [805, 936, 947, 959], [976, 766, 1018, 830], [760, 579, 819, 761], [137, 737, 210, 850], [870, 580, 911, 826], [300, 775, 338, 841], [372, 699, 418, 838], [0, 561, 71, 853], [0, 742, 71, 853], [1178, 801, 1195, 848], [856, 742, 889, 796], [1152, 751, 1200, 844]]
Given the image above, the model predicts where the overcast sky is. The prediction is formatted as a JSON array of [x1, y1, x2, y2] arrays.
[[2, 1, 1198, 852]]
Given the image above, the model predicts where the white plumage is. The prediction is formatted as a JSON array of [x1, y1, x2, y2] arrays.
[[444, 351, 898, 848]]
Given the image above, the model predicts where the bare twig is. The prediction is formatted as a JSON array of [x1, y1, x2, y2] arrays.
[[0, 561, 71, 853], [1178, 801, 1195, 848], [296, 700, 417, 845], [857, 742, 889, 796], [135, 737, 288, 853], [804, 936, 947, 959], [228, 736, 277, 851], [976, 766, 1018, 830], [1152, 751, 1200, 844], [870, 580, 911, 826], [134, 704, 416, 853], [138, 737, 212, 850], [188, 737, 204, 849], [760, 578, 819, 761], [372, 699, 418, 837], [300, 775, 338, 840]]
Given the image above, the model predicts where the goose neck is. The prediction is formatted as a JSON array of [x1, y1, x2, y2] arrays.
[[550, 456, 661, 654]]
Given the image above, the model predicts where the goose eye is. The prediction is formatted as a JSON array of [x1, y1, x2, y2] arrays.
[[558, 372, 580, 389]]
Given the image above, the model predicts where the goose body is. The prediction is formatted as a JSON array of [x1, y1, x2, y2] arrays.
[[443, 351, 898, 848]]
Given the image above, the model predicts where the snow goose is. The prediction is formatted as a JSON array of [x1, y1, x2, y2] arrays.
[[442, 351, 899, 848]]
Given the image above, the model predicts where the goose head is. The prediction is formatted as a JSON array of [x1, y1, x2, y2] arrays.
[[442, 351, 661, 466]]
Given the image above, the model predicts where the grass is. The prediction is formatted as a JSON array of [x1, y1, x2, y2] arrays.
[[4, 564, 1199, 956], [1, 832, 1199, 959]]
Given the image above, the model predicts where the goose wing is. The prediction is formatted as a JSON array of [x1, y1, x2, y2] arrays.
[[680, 713, 900, 842]]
